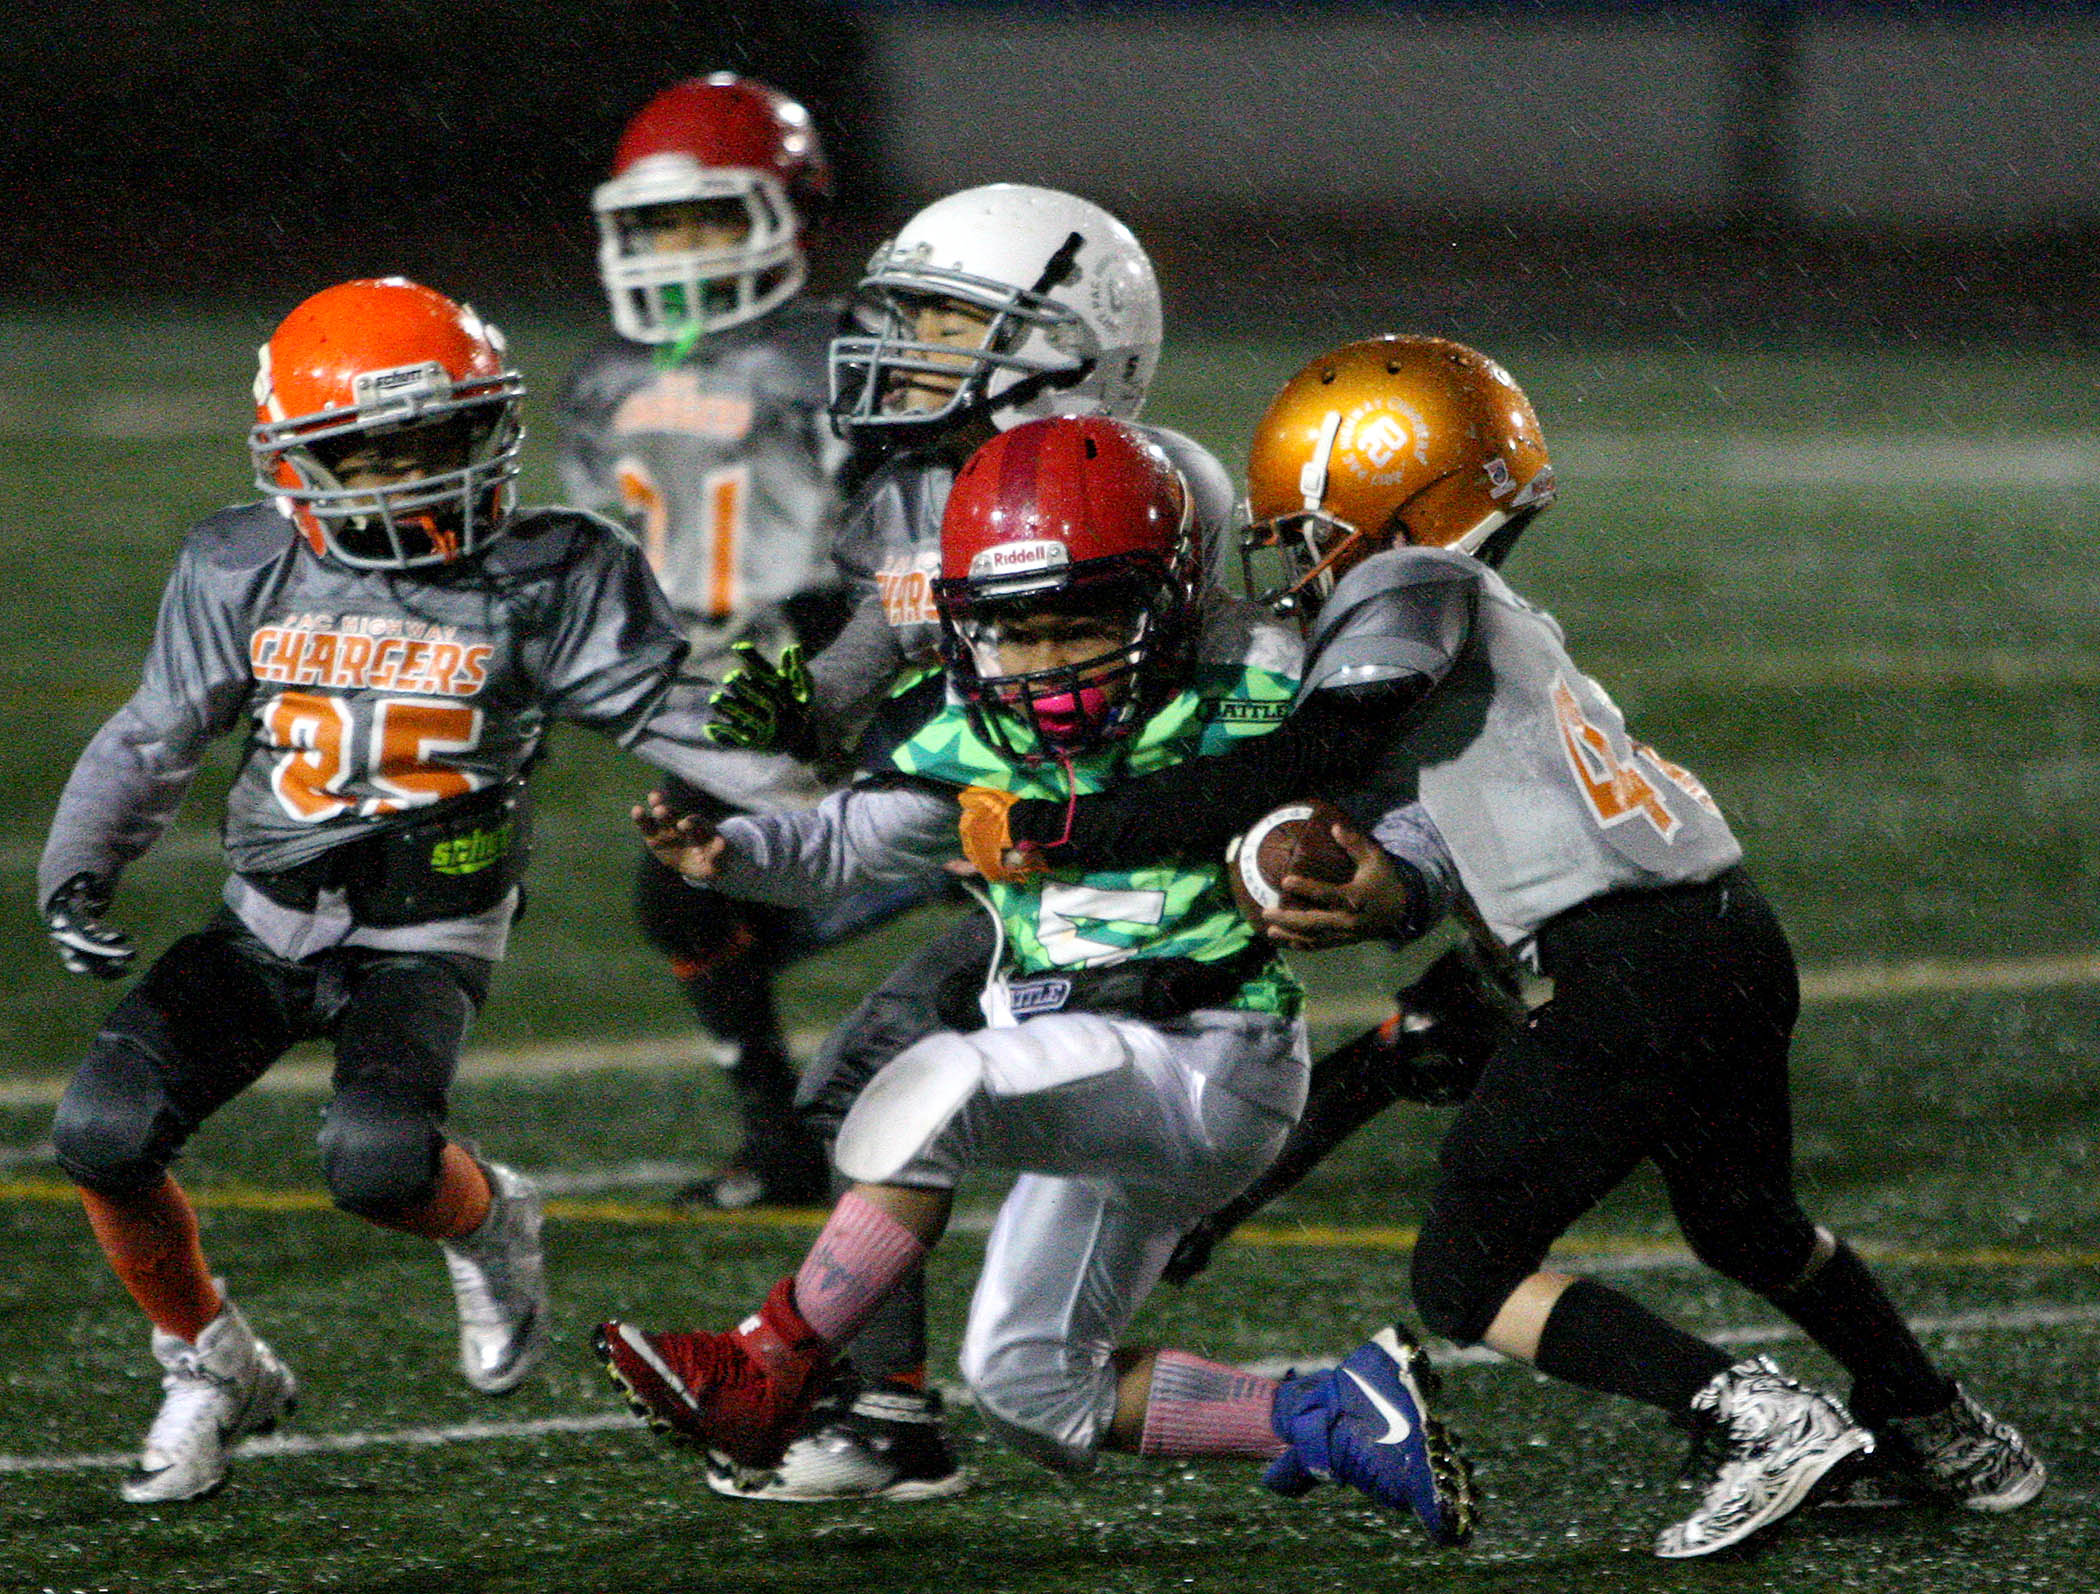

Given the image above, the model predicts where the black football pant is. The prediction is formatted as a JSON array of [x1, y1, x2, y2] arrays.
[[52, 911, 489, 1221], [1412, 868, 1824, 1342], [634, 776, 943, 1174]]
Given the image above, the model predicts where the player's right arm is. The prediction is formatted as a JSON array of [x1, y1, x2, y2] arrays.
[[992, 550, 1478, 872], [37, 524, 260, 970], [639, 777, 959, 909]]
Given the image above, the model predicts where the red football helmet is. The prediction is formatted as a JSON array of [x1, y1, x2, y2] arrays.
[[250, 277, 526, 570], [594, 74, 833, 343], [934, 416, 1198, 758]]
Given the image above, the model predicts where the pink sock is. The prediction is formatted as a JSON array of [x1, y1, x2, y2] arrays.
[[792, 1192, 929, 1348], [1139, 1350, 1286, 1458]]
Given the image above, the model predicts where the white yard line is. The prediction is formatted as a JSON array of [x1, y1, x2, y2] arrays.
[[0, 946, 2093, 1110], [7, 400, 2097, 482], [7, 1300, 2095, 1477]]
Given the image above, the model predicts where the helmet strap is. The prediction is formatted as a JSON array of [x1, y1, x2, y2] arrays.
[[656, 319, 709, 370]]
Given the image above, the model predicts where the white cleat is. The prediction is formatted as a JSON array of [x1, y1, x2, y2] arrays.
[[1879, 1384, 2046, 1512], [706, 1382, 970, 1503], [122, 1296, 298, 1504], [441, 1162, 549, 1395], [1656, 1356, 1875, 1559]]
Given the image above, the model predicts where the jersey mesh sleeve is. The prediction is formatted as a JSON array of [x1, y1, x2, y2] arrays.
[[37, 535, 261, 904], [800, 590, 914, 760], [709, 780, 960, 907]]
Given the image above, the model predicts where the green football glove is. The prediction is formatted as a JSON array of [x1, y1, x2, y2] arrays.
[[706, 640, 819, 760]]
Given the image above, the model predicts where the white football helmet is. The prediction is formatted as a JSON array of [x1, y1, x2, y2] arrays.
[[829, 184, 1163, 438]]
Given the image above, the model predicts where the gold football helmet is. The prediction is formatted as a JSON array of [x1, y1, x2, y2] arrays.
[[1242, 335, 1555, 613]]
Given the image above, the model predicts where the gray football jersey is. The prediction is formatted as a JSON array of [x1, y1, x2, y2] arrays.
[[1307, 546, 1742, 945], [38, 502, 737, 931], [807, 424, 1239, 753], [556, 300, 846, 676]]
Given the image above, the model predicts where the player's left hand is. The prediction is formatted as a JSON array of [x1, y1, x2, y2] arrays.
[[44, 872, 136, 979], [633, 791, 728, 882], [705, 640, 818, 761], [1262, 822, 1412, 950]]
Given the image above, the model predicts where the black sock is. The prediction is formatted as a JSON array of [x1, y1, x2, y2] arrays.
[[1769, 1241, 1954, 1425], [1533, 1279, 1737, 1416], [844, 1265, 929, 1386]]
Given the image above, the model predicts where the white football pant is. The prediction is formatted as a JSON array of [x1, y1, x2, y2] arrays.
[[845, 1006, 1307, 1473]]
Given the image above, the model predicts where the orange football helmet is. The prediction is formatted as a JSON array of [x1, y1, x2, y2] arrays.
[[1242, 335, 1555, 614], [250, 277, 526, 570]]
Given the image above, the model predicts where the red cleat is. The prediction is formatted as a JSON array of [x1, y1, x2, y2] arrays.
[[596, 1277, 831, 1468]]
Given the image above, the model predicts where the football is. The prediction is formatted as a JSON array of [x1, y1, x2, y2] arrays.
[[1225, 797, 1357, 923]]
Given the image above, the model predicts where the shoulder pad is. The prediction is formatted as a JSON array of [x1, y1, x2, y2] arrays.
[[185, 501, 298, 572], [1301, 548, 1478, 699], [771, 296, 844, 356], [483, 506, 629, 576], [560, 336, 654, 402], [833, 453, 950, 579], [1194, 590, 1304, 679], [706, 299, 834, 392]]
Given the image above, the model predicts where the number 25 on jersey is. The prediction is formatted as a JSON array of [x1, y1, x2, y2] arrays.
[[263, 691, 485, 822]]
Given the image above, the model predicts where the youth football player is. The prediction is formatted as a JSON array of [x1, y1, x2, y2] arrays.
[[958, 337, 2045, 1557], [39, 277, 737, 1503], [598, 416, 1477, 1544], [558, 73, 900, 1212], [691, 182, 1250, 1502]]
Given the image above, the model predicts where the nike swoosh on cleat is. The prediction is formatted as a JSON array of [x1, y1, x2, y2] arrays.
[[610, 1327, 701, 1415], [1343, 1367, 1415, 1446]]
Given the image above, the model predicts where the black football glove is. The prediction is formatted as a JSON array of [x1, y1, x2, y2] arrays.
[[705, 640, 819, 761], [43, 871, 136, 980]]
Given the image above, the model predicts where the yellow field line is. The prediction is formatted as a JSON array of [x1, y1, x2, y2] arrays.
[[1, 1175, 2092, 1271]]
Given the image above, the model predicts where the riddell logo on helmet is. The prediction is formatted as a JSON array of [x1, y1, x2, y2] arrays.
[[970, 540, 1071, 579], [353, 363, 448, 413]]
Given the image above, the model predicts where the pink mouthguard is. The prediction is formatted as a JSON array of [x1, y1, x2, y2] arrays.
[[1032, 685, 1111, 743]]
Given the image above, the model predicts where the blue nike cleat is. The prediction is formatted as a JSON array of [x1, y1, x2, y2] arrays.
[[1265, 1324, 1479, 1546]]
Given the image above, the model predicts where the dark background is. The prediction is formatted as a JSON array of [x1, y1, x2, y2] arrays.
[[0, 0, 2094, 345], [0, 0, 884, 305]]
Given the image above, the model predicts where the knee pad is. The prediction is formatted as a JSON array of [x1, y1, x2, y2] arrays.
[[51, 1040, 187, 1198], [960, 1337, 1110, 1476], [1409, 1219, 1525, 1348], [834, 1032, 984, 1185], [317, 1088, 445, 1219], [1680, 1206, 1824, 1298]]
